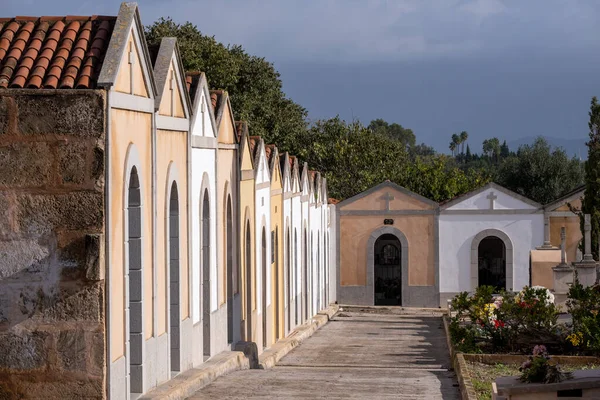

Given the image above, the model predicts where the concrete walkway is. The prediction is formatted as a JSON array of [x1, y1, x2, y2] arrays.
[[188, 309, 460, 399]]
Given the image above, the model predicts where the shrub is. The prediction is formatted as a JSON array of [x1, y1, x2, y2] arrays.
[[566, 280, 600, 354], [519, 345, 572, 384], [449, 286, 561, 353]]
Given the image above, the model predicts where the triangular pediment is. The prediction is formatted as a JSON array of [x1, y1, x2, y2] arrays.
[[338, 181, 437, 211], [442, 183, 540, 211], [544, 185, 584, 212]]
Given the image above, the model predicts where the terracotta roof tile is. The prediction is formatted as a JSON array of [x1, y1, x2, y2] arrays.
[[185, 71, 201, 104], [328, 198, 340, 205], [0, 16, 116, 89]]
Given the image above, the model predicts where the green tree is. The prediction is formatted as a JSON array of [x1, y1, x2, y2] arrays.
[[580, 96, 600, 260], [145, 17, 307, 148], [465, 144, 472, 161], [368, 119, 416, 148], [460, 131, 468, 154], [500, 140, 510, 158], [451, 133, 460, 156], [496, 137, 584, 204]]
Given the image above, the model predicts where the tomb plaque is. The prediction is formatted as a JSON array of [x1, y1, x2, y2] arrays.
[[384, 219, 394, 225]]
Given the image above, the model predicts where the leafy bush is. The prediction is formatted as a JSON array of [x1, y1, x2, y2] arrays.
[[519, 345, 572, 384], [449, 286, 561, 353], [566, 280, 600, 354]]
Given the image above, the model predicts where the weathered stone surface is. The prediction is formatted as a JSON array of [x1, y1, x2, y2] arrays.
[[92, 145, 104, 183], [56, 329, 87, 371], [17, 191, 103, 234], [43, 282, 103, 323], [14, 91, 105, 137], [0, 330, 48, 370], [58, 140, 89, 185], [0, 95, 17, 135], [85, 234, 105, 281], [88, 330, 105, 377], [0, 239, 50, 280], [0, 142, 53, 187], [2, 377, 104, 400]]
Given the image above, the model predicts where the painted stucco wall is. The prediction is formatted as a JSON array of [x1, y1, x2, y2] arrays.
[[550, 216, 582, 264], [239, 138, 255, 342], [290, 182, 302, 329], [328, 204, 338, 303], [445, 188, 537, 211], [109, 108, 153, 359], [215, 105, 237, 354], [439, 214, 544, 295], [156, 129, 189, 330], [191, 149, 217, 320], [114, 31, 148, 98], [255, 183, 271, 352], [270, 171, 284, 342], [339, 214, 435, 286]]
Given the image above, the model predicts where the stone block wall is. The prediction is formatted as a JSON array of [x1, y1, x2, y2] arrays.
[[0, 90, 107, 399]]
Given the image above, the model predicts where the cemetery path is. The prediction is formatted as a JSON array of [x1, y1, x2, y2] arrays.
[[188, 309, 460, 399]]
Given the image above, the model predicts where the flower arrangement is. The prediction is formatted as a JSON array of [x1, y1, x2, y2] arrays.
[[449, 285, 560, 353], [519, 345, 572, 384]]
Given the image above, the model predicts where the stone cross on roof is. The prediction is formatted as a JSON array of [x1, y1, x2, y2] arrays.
[[380, 192, 394, 211], [487, 191, 497, 210]]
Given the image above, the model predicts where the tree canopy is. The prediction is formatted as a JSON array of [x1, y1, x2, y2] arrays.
[[145, 17, 307, 148], [146, 17, 586, 206]]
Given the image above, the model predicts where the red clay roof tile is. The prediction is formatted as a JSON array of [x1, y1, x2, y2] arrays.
[[0, 16, 115, 89]]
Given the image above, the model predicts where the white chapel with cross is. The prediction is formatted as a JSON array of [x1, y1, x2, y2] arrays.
[[438, 182, 544, 304]]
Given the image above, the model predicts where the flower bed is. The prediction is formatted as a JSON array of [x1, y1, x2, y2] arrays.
[[448, 283, 600, 355]]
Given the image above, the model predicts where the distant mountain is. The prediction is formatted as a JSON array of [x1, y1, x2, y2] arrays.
[[507, 136, 587, 160]]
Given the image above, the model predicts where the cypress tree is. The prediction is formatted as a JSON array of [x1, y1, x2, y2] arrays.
[[465, 144, 472, 161], [581, 96, 600, 260]]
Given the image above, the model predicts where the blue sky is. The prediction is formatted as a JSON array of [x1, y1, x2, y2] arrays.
[[6, 0, 600, 154]]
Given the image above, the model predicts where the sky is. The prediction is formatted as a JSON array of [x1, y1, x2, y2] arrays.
[[6, 0, 600, 154]]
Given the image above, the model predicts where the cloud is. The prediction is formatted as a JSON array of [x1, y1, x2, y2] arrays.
[[3, 0, 600, 63]]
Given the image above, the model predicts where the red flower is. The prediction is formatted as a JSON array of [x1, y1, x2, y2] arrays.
[[494, 320, 505, 329]]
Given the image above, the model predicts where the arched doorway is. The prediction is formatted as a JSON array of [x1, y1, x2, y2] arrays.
[[245, 220, 252, 341], [127, 166, 143, 394], [201, 190, 211, 359], [226, 195, 233, 344], [261, 227, 267, 348], [373, 234, 402, 305], [478, 236, 506, 291], [168, 182, 180, 372], [470, 229, 513, 292]]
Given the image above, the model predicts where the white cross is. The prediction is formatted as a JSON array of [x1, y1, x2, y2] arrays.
[[380, 192, 395, 211], [128, 42, 135, 94], [169, 71, 175, 117], [487, 191, 497, 210]]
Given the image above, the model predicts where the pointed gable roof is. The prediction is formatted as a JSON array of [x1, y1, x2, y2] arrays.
[[440, 182, 542, 210], [544, 185, 585, 211], [237, 121, 254, 171], [337, 180, 439, 209], [98, 2, 156, 95], [290, 156, 300, 193], [186, 71, 217, 136], [280, 152, 291, 192], [266, 144, 281, 183], [300, 162, 310, 195], [152, 37, 190, 116]]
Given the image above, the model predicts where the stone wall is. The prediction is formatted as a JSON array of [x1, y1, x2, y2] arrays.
[[0, 90, 106, 399]]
